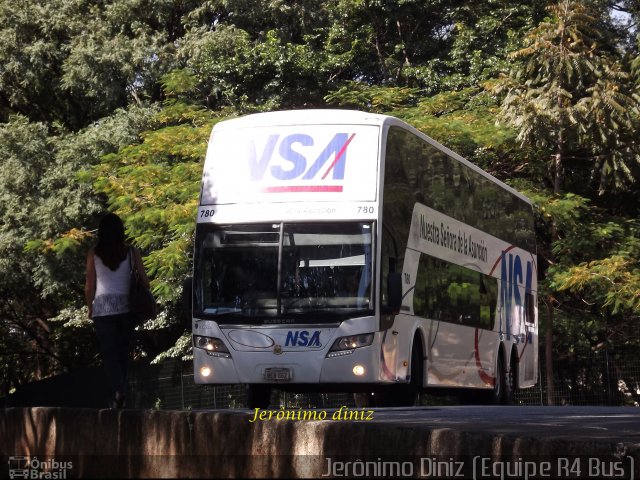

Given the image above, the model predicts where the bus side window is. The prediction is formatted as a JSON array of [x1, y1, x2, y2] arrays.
[[380, 224, 398, 308], [525, 292, 535, 324], [413, 253, 497, 330]]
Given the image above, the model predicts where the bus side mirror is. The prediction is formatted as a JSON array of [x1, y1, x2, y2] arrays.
[[181, 277, 193, 325], [387, 272, 402, 313]]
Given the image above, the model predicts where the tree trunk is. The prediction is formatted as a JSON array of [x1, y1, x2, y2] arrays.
[[395, 20, 410, 82], [553, 137, 563, 195], [545, 130, 563, 405]]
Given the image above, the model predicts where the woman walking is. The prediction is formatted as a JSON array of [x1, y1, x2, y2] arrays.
[[84, 213, 151, 408]]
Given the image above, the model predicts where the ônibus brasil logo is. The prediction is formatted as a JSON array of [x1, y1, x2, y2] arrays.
[[249, 133, 356, 193], [8, 456, 73, 479]]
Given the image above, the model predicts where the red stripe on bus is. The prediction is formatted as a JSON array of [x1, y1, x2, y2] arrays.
[[263, 185, 343, 193], [321, 133, 356, 180]]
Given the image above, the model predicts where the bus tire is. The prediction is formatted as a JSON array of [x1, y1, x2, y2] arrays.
[[490, 352, 506, 405], [407, 338, 424, 405], [504, 351, 517, 405], [247, 384, 272, 409]]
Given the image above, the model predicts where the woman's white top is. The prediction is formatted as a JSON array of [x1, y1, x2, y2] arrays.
[[93, 251, 131, 317]]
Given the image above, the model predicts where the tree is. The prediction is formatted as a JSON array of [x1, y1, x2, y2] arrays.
[[179, 25, 329, 110], [0, 116, 60, 388], [497, 0, 640, 195], [1, 0, 638, 400], [324, 0, 456, 86], [0, 0, 195, 129], [442, 0, 550, 91], [0, 106, 156, 394], [496, 0, 640, 404], [88, 90, 219, 362]]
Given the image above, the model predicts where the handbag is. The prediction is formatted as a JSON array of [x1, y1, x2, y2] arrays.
[[129, 247, 157, 323]]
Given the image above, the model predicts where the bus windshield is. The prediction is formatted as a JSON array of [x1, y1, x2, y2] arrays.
[[194, 222, 374, 323]]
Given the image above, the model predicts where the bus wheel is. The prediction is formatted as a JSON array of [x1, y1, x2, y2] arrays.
[[247, 385, 272, 409], [504, 354, 517, 405], [489, 354, 506, 405], [405, 339, 424, 405]]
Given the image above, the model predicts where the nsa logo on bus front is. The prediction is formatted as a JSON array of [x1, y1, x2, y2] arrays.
[[285, 330, 322, 348], [249, 133, 356, 193]]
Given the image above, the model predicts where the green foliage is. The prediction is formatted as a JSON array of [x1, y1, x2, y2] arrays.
[[324, 82, 420, 112], [392, 87, 531, 178], [1, 0, 640, 391], [90, 103, 218, 312], [516, 183, 640, 349], [179, 25, 329, 110], [47, 307, 100, 368], [414, 89, 511, 149], [84, 101, 220, 362], [324, 0, 454, 84], [437, 1, 549, 91], [172, 0, 551, 110], [493, 1, 640, 358], [0, 0, 181, 128], [0, 106, 156, 389], [495, 0, 640, 194], [152, 332, 193, 363], [549, 213, 640, 323], [555, 255, 640, 314], [25, 106, 157, 300]]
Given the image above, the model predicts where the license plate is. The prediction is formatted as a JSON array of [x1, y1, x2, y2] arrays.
[[264, 367, 292, 382]]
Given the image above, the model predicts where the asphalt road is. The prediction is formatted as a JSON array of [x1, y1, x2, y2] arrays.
[[356, 405, 640, 443]]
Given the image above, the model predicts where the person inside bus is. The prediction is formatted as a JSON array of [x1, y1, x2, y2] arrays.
[[84, 213, 151, 409]]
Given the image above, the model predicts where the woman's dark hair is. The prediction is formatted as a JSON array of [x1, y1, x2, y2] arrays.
[[94, 213, 128, 270]]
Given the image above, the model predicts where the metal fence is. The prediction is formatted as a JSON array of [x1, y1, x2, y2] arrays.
[[127, 347, 640, 410], [514, 347, 640, 407], [127, 360, 355, 410]]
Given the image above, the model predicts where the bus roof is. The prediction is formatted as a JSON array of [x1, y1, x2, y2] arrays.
[[213, 109, 389, 129], [212, 109, 533, 206]]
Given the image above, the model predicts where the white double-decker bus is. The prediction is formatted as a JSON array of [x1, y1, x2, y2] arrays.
[[189, 109, 537, 408]]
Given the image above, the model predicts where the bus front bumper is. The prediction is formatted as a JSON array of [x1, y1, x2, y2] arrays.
[[193, 336, 391, 385]]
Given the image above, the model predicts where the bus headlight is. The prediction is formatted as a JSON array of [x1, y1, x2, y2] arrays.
[[193, 335, 232, 358], [327, 333, 374, 358]]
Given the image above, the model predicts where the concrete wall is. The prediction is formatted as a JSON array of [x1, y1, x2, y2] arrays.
[[2, 407, 638, 478]]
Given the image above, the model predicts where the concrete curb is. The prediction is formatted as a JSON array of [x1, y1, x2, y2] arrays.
[[2, 407, 638, 478]]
